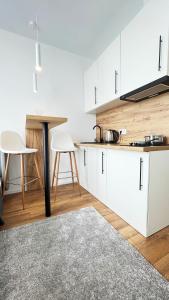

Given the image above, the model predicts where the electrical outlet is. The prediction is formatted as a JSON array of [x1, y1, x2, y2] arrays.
[[119, 128, 127, 135]]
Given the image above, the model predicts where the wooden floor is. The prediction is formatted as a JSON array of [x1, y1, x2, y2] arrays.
[[1, 183, 169, 281]]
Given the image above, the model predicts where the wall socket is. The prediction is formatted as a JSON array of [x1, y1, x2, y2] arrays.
[[119, 128, 127, 135]]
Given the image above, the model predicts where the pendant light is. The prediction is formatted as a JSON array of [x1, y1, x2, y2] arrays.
[[33, 72, 38, 93], [34, 16, 42, 72], [35, 41, 42, 72], [29, 17, 42, 93]]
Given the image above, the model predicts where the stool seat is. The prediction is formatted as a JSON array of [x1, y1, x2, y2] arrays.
[[51, 147, 77, 153], [0, 148, 38, 154]]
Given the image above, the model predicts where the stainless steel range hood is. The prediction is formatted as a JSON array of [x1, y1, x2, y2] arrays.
[[120, 76, 169, 102]]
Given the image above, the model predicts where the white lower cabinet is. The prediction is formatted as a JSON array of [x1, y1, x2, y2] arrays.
[[95, 149, 107, 205], [78, 147, 169, 237], [87, 148, 97, 197], [107, 150, 149, 236], [78, 147, 88, 191], [78, 147, 107, 200], [147, 151, 169, 236], [107, 150, 169, 237]]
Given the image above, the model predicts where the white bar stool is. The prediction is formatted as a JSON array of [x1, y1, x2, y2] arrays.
[[0, 131, 43, 209], [51, 130, 81, 196]]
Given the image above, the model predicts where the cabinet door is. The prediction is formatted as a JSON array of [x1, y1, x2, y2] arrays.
[[97, 53, 105, 105], [87, 148, 97, 197], [84, 61, 98, 112], [103, 36, 121, 102], [147, 151, 169, 236], [96, 149, 107, 205], [107, 150, 149, 236], [121, 0, 169, 95], [78, 148, 88, 190]]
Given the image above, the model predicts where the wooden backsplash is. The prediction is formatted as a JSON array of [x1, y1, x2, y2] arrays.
[[96, 93, 169, 144]]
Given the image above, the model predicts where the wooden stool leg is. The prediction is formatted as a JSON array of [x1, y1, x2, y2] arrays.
[[55, 152, 60, 200], [72, 152, 81, 196], [69, 152, 74, 188], [52, 152, 58, 188], [20, 154, 25, 210], [3, 153, 10, 195], [34, 154, 43, 191]]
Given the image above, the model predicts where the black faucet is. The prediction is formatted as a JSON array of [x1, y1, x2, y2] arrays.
[[93, 125, 103, 143]]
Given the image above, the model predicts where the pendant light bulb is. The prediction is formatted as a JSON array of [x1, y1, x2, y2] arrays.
[[33, 72, 38, 93], [35, 42, 42, 72]]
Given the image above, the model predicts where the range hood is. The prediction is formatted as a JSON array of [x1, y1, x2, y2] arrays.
[[120, 76, 169, 102]]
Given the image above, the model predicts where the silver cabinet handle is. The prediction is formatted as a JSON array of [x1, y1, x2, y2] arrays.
[[84, 149, 86, 166], [158, 35, 163, 71], [102, 152, 104, 174], [139, 158, 143, 190], [115, 70, 118, 94], [94, 86, 97, 105]]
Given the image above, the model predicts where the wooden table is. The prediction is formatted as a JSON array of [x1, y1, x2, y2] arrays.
[[26, 115, 67, 217]]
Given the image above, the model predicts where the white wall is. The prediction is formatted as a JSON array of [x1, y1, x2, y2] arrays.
[[0, 29, 95, 192]]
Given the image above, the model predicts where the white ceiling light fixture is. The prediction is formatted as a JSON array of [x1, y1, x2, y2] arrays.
[[30, 16, 42, 73], [29, 16, 42, 93], [35, 41, 42, 72], [33, 72, 38, 93]]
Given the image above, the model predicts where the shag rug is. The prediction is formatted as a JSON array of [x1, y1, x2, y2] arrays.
[[0, 207, 169, 300]]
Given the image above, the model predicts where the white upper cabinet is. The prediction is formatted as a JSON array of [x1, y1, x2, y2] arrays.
[[84, 0, 169, 113], [84, 56, 105, 112], [84, 61, 98, 112], [102, 36, 121, 102], [121, 0, 169, 95], [84, 35, 121, 112], [97, 52, 105, 105]]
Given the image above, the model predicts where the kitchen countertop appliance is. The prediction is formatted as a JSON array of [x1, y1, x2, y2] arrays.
[[129, 135, 166, 147], [104, 129, 119, 144], [144, 135, 165, 146]]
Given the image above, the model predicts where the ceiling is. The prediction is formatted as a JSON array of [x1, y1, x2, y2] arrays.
[[0, 0, 144, 58]]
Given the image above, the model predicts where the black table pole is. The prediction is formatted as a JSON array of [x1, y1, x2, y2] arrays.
[[0, 218, 4, 226], [42, 122, 51, 217]]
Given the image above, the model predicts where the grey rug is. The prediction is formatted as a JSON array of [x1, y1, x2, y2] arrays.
[[0, 207, 169, 300]]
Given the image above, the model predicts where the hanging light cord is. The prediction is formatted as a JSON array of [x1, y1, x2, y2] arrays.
[[35, 16, 39, 43]]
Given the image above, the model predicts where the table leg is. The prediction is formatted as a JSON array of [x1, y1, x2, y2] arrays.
[[0, 218, 4, 226], [42, 122, 51, 217]]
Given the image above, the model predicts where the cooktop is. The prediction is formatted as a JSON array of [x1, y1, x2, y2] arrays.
[[129, 141, 165, 147]]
